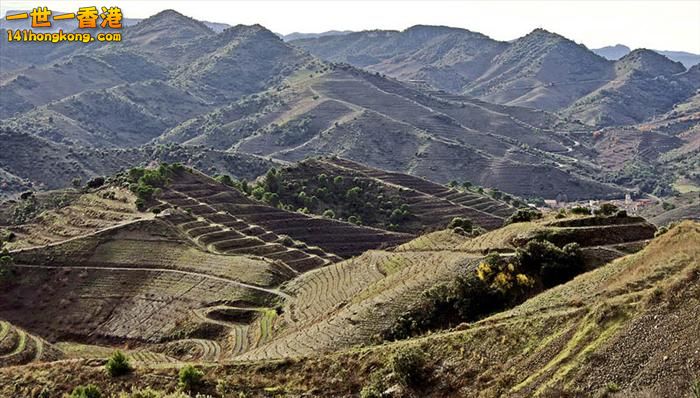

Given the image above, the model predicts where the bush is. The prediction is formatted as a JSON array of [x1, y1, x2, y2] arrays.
[[691, 378, 700, 398], [347, 215, 362, 225], [516, 240, 582, 287], [178, 365, 204, 391], [106, 350, 133, 377], [389, 347, 425, 387], [448, 217, 472, 232], [322, 209, 335, 219], [594, 203, 619, 216], [506, 209, 542, 224], [215, 175, 235, 187], [86, 177, 105, 189], [570, 206, 591, 215], [69, 385, 102, 398]]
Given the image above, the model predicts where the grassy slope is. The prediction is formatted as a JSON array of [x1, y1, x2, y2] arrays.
[[1, 222, 696, 397]]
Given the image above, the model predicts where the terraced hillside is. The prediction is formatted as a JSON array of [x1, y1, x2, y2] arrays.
[[2, 216, 289, 357], [0, 166, 418, 364], [0, 216, 679, 398], [325, 157, 516, 220], [2, 187, 147, 250], [0, 320, 63, 367], [159, 168, 414, 260], [257, 157, 514, 233], [234, 213, 656, 360]]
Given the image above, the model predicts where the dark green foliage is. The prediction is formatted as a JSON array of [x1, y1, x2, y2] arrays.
[[12, 194, 39, 224], [690, 378, 700, 398], [661, 202, 676, 211], [490, 189, 503, 200], [126, 163, 181, 209], [384, 275, 502, 341], [516, 240, 583, 287], [322, 209, 336, 219], [71, 177, 82, 189], [86, 177, 105, 189], [19, 191, 34, 200], [215, 174, 235, 187], [105, 350, 133, 377], [264, 168, 280, 193], [178, 365, 204, 391], [448, 217, 473, 232], [388, 347, 426, 387], [570, 206, 591, 215], [594, 203, 619, 216], [262, 192, 280, 207], [603, 161, 674, 196], [347, 215, 362, 225], [69, 385, 102, 398], [506, 209, 542, 224], [385, 237, 584, 340], [243, 165, 411, 230]]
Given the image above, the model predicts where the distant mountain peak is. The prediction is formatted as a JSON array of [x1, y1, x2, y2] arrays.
[[127, 9, 214, 44], [616, 48, 686, 75], [525, 27, 565, 40], [219, 23, 282, 43], [133, 9, 212, 33]]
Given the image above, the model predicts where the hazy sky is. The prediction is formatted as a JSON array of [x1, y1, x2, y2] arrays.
[[3, 0, 700, 53]]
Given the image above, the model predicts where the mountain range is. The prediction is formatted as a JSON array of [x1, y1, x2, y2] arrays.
[[1, 10, 698, 202], [291, 26, 700, 126]]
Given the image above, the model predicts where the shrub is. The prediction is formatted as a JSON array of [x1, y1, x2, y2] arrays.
[[19, 191, 34, 200], [215, 175, 235, 187], [86, 177, 105, 189], [570, 206, 591, 215], [359, 385, 383, 398], [516, 240, 582, 287], [106, 350, 133, 377], [348, 215, 362, 225], [691, 378, 700, 398], [69, 385, 102, 398], [72, 177, 82, 189], [388, 347, 425, 387], [605, 382, 620, 393], [448, 217, 473, 232], [178, 365, 204, 391], [264, 169, 279, 193], [594, 203, 619, 216], [506, 209, 542, 224], [322, 209, 335, 219]]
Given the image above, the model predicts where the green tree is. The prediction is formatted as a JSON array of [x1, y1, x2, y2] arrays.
[[105, 350, 133, 377], [178, 365, 204, 392], [264, 168, 279, 193], [595, 203, 619, 216], [389, 347, 426, 387], [322, 209, 336, 219]]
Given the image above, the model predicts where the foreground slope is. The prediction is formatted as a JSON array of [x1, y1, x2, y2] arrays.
[[1, 219, 689, 397]]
